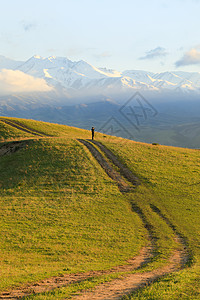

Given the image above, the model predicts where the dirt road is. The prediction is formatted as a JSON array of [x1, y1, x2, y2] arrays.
[[0, 139, 189, 300]]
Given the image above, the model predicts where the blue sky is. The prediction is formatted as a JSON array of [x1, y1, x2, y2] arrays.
[[1, 0, 200, 72]]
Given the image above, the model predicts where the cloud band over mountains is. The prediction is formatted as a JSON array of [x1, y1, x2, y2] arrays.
[[0, 69, 53, 96]]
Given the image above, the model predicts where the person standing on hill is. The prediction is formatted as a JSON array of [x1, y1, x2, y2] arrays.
[[91, 127, 95, 140]]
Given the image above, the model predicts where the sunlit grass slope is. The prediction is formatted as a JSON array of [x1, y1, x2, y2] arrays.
[[0, 118, 34, 140], [0, 123, 145, 291], [99, 136, 200, 299], [0, 117, 90, 140], [0, 117, 199, 299]]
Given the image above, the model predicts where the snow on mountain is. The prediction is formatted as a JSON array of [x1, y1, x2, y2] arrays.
[[70, 60, 111, 78], [122, 70, 197, 91], [16, 56, 159, 92], [17, 56, 115, 80], [98, 67, 122, 77], [152, 71, 192, 86], [122, 70, 155, 84], [173, 71, 200, 87], [16, 56, 121, 91], [1, 54, 200, 98], [77, 76, 158, 95], [17, 55, 74, 78]]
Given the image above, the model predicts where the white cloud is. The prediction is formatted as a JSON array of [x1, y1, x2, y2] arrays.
[[175, 47, 200, 67], [0, 69, 53, 96], [139, 47, 168, 60]]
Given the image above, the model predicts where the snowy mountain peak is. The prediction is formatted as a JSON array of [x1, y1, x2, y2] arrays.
[[33, 55, 43, 59], [1, 54, 200, 96]]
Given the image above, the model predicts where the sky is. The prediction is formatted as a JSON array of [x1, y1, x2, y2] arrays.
[[1, 0, 200, 72]]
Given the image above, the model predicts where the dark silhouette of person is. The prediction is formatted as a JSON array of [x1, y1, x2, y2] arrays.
[[91, 127, 95, 140]]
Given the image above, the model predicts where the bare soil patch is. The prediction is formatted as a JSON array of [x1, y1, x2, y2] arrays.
[[0, 246, 152, 299], [0, 140, 30, 157], [70, 140, 189, 300], [0, 139, 190, 300], [72, 240, 186, 300]]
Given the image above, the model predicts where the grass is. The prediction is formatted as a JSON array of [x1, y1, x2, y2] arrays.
[[22, 273, 124, 300], [0, 116, 90, 138], [0, 119, 34, 141], [0, 132, 146, 291], [98, 135, 200, 299], [0, 117, 199, 299]]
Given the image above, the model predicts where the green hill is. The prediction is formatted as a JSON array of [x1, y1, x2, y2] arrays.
[[0, 117, 199, 299]]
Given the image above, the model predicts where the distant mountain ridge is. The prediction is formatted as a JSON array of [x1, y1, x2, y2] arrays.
[[0, 55, 200, 148], [1, 55, 200, 98]]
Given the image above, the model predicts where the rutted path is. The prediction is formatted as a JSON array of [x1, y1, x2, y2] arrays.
[[0, 246, 153, 300], [72, 243, 187, 300], [71, 140, 189, 300], [0, 139, 190, 299], [0, 139, 153, 299], [89, 140, 139, 187], [0, 118, 51, 137], [77, 139, 139, 192]]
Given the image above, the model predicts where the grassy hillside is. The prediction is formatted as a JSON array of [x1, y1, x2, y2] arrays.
[[0, 118, 145, 291], [0, 117, 90, 140], [99, 136, 200, 299], [0, 118, 34, 140], [0, 117, 199, 299]]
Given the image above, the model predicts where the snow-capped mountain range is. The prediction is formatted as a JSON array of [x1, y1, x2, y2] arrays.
[[1, 55, 200, 100], [1, 55, 200, 149]]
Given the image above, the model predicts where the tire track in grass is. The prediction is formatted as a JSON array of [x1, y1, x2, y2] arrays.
[[71, 140, 190, 300], [0, 140, 153, 299], [150, 204, 191, 266], [0, 139, 190, 299], [89, 140, 140, 187], [0, 249, 153, 299], [77, 139, 137, 192], [0, 118, 51, 137]]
